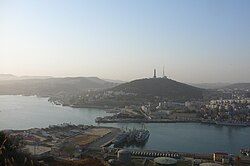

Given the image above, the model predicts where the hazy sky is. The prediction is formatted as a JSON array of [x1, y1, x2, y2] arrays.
[[0, 0, 250, 83]]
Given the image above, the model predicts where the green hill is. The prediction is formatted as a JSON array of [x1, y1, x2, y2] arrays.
[[111, 78, 204, 101]]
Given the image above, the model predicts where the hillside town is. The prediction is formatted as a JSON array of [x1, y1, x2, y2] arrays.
[[95, 86, 250, 127]]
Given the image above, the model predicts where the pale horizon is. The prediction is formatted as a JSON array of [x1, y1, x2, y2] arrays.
[[1, 0, 250, 83], [1, 72, 249, 85]]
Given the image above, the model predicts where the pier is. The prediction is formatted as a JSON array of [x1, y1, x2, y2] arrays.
[[95, 117, 200, 123]]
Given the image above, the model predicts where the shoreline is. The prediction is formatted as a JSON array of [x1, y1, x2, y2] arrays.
[[49, 98, 250, 127], [1, 95, 249, 155], [95, 118, 250, 127], [49, 98, 113, 110], [96, 118, 200, 124], [1, 124, 241, 156], [2, 95, 249, 127]]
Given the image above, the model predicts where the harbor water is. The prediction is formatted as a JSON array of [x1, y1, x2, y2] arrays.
[[0, 95, 250, 154]]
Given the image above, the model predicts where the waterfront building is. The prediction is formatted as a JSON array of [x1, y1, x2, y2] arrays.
[[213, 152, 228, 162]]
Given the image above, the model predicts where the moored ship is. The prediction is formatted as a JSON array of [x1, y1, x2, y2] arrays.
[[135, 129, 150, 143], [113, 132, 128, 147], [126, 129, 137, 143]]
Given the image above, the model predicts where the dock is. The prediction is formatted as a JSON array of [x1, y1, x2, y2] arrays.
[[95, 117, 200, 123]]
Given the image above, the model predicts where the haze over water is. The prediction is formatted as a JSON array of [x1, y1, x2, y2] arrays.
[[0, 95, 249, 154]]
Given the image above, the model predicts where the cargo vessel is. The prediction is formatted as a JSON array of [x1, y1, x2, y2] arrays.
[[113, 132, 128, 146], [135, 129, 150, 143]]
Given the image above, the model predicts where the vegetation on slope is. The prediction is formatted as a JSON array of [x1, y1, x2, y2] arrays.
[[112, 78, 204, 101], [0, 132, 38, 166]]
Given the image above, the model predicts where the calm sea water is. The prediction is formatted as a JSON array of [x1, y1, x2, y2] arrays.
[[0, 95, 249, 154], [0, 95, 112, 130]]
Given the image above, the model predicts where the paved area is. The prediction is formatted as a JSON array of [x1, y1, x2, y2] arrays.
[[87, 127, 120, 148]]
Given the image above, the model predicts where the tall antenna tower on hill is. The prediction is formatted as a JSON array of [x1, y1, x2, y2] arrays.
[[153, 69, 156, 78], [163, 66, 165, 77], [163, 66, 167, 78]]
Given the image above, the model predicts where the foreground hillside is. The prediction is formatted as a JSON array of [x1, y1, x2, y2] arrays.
[[111, 78, 203, 101], [0, 131, 105, 166], [0, 77, 116, 97]]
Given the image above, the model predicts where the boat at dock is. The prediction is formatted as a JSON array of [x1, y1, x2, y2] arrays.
[[126, 130, 136, 143], [135, 129, 150, 143], [113, 132, 128, 147], [112, 128, 150, 147]]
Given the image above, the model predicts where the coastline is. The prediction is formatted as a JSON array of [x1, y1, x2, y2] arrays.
[[2, 95, 249, 127], [95, 118, 201, 124], [30, 96, 250, 127], [95, 117, 250, 127], [1, 95, 249, 155], [49, 98, 113, 110]]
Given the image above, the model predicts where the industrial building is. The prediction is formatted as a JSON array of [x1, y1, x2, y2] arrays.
[[153, 157, 177, 166]]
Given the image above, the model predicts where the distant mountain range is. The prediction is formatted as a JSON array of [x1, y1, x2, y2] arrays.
[[190, 83, 231, 89], [0, 74, 249, 105], [191, 82, 250, 90], [0, 74, 52, 81], [223, 83, 250, 91], [0, 77, 117, 97], [0, 75, 205, 105], [103, 79, 126, 84], [111, 78, 204, 101], [0, 74, 125, 83]]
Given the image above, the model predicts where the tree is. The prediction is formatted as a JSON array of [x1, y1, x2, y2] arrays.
[[0, 131, 38, 166]]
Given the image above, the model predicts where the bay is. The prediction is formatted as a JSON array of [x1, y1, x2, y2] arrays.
[[0, 95, 249, 154]]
